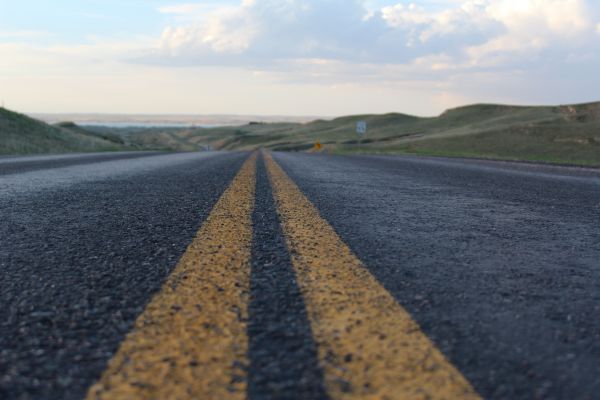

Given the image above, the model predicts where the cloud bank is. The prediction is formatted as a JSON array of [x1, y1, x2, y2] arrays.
[[138, 0, 600, 106], [153, 0, 600, 68], [2, 1, 599, 115]]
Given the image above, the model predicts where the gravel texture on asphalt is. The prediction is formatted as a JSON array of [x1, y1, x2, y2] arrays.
[[0, 152, 167, 177], [0, 151, 248, 400], [3, 150, 600, 400], [273, 152, 600, 400], [247, 155, 329, 400], [0, 152, 227, 198]]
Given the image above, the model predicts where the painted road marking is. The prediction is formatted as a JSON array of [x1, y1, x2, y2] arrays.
[[87, 154, 257, 400], [264, 151, 481, 400]]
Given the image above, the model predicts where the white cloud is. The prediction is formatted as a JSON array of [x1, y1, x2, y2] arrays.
[[155, 0, 378, 62], [467, 0, 593, 58], [158, 1, 261, 55], [4, 1, 600, 115], [154, 0, 495, 64], [150, 1, 600, 68], [141, 0, 600, 111], [487, 0, 590, 36]]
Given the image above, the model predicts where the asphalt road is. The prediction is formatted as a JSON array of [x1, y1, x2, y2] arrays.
[[273, 152, 600, 400], [0, 152, 166, 177], [1, 151, 599, 399], [0, 151, 248, 399]]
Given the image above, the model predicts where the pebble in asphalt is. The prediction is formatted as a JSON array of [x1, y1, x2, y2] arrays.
[[2, 151, 600, 400], [273, 152, 600, 400], [0, 152, 247, 400], [247, 156, 329, 399]]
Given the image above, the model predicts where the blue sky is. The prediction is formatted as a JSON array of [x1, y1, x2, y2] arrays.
[[0, 1, 171, 43], [1, 0, 600, 116]]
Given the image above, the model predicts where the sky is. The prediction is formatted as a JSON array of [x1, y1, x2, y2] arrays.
[[1, 0, 600, 116]]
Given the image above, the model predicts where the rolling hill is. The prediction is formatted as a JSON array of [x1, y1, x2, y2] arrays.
[[2, 102, 599, 167], [0, 107, 131, 155], [120, 102, 600, 166]]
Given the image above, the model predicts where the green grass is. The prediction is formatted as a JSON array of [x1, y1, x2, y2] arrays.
[[363, 111, 600, 166], [111, 101, 600, 167], [0, 107, 132, 155], [4, 101, 600, 167], [197, 103, 600, 166]]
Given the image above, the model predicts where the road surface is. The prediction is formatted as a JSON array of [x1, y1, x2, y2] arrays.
[[1, 151, 599, 399]]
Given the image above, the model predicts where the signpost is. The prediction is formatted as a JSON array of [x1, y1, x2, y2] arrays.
[[356, 121, 367, 137]]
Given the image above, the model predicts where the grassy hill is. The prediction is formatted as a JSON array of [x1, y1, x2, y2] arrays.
[[3, 102, 599, 166], [0, 108, 130, 155], [121, 102, 600, 166]]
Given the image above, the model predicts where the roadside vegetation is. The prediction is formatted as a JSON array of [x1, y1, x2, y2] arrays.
[[0, 108, 131, 155], [115, 102, 600, 167], [2, 102, 599, 167]]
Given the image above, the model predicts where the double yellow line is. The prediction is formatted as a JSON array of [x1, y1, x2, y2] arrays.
[[88, 154, 257, 400], [87, 152, 480, 400]]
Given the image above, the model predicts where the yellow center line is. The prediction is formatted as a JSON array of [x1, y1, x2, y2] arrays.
[[264, 151, 481, 400], [87, 153, 257, 400]]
